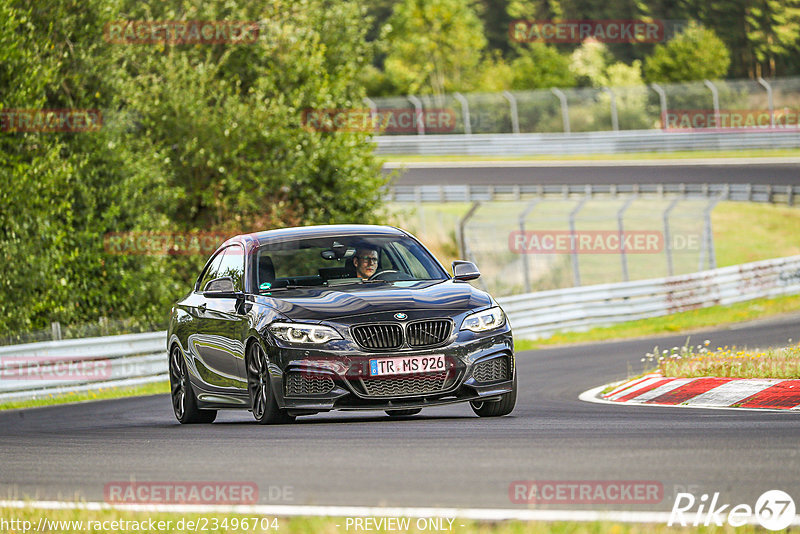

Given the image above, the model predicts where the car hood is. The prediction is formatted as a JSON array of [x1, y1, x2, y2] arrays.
[[256, 280, 492, 321]]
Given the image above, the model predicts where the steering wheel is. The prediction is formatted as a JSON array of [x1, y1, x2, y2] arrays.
[[369, 270, 399, 280], [370, 270, 416, 281]]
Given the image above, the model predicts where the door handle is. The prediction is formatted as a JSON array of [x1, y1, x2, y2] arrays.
[[198, 303, 207, 314]]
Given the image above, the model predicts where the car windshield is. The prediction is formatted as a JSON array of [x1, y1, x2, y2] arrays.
[[254, 235, 448, 291]]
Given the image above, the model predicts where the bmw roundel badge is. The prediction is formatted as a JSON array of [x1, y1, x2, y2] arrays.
[[394, 312, 408, 320]]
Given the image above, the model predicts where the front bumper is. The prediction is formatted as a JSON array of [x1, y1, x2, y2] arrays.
[[265, 327, 515, 414]]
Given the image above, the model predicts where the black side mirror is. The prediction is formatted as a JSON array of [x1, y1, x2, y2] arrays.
[[452, 260, 480, 281], [203, 276, 237, 297]]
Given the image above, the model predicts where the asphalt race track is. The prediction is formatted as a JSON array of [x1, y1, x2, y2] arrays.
[[385, 160, 800, 186], [2, 313, 799, 513]]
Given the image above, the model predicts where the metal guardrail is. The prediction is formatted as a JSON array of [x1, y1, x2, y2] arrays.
[[0, 332, 167, 402], [1, 256, 799, 402], [374, 130, 800, 156], [386, 183, 798, 205], [497, 255, 800, 339]]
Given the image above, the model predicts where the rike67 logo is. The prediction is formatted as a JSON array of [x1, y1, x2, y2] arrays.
[[669, 489, 796, 530]]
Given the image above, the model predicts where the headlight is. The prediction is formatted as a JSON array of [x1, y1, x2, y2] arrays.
[[268, 322, 342, 344], [461, 306, 506, 333]]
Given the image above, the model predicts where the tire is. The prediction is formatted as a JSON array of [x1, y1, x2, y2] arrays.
[[385, 408, 422, 417], [246, 342, 295, 425], [169, 345, 217, 424], [470, 373, 517, 417]]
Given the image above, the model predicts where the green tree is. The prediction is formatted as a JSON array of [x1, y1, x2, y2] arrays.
[[0, 0, 175, 334], [506, 0, 563, 21], [644, 23, 731, 82], [569, 38, 615, 86], [475, 52, 515, 91], [381, 0, 488, 95], [474, 0, 515, 56], [511, 43, 576, 89], [115, 0, 385, 232], [746, 0, 800, 77], [0, 0, 387, 336]]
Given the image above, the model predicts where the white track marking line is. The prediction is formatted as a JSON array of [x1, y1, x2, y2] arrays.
[[683, 379, 780, 406], [606, 376, 664, 401], [628, 378, 695, 402], [3, 499, 800, 526]]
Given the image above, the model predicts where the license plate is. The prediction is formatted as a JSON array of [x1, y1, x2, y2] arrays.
[[369, 354, 446, 377]]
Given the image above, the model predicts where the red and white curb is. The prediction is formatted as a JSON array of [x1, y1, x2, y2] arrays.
[[581, 373, 800, 411]]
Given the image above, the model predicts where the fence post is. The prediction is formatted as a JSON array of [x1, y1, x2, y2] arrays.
[[414, 186, 426, 235], [650, 83, 667, 128], [663, 198, 681, 276], [757, 77, 775, 128], [51, 321, 62, 341], [363, 96, 379, 134], [703, 80, 720, 127], [569, 196, 589, 286], [457, 201, 482, 261], [453, 92, 472, 135], [518, 199, 541, 293], [503, 91, 520, 134], [551, 88, 570, 133], [603, 87, 619, 131], [406, 95, 425, 135], [617, 195, 637, 281], [705, 197, 721, 270]]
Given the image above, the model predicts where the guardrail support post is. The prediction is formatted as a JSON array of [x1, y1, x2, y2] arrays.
[[453, 92, 472, 135], [518, 199, 541, 293], [617, 195, 637, 281], [703, 80, 720, 127], [663, 198, 681, 276], [603, 87, 619, 131], [503, 91, 520, 134], [651, 83, 668, 128], [757, 77, 775, 128], [407, 95, 425, 135], [551, 88, 570, 133], [569, 196, 589, 286]]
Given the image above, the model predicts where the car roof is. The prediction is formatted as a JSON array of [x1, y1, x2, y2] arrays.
[[226, 224, 408, 248]]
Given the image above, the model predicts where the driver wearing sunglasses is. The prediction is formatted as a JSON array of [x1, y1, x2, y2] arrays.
[[353, 247, 379, 279]]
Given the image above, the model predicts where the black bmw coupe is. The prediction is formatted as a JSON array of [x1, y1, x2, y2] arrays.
[[167, 224, 516, 424]]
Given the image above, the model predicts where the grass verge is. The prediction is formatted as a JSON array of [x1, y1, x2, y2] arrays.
[[713, 202, 800, 267], [381, 148, 800, 163], [0, 506, 767, 533], [0, 380, 169, 411], [515, 293, 800, 352], [645, 340, 800, 379]]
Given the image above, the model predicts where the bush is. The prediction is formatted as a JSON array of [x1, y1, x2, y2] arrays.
[[644, 23, 731, 83]]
